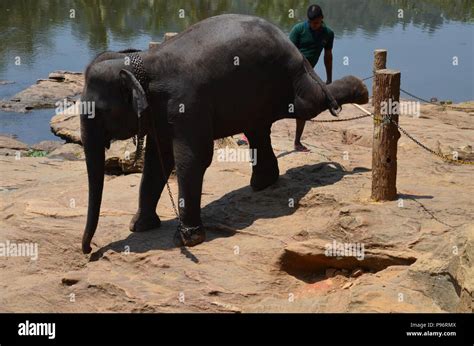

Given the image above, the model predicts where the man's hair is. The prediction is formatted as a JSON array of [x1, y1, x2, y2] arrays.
[[307, 4, 323, 20]]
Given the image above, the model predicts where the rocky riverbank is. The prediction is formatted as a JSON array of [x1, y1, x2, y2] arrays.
[[1, 99, 472, 312], [0, 71, 83, 113]]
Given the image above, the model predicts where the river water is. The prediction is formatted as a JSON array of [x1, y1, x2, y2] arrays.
[[0, 0, 472, 144]]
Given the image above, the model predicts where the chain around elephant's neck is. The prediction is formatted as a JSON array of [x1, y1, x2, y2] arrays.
[[129, 53, 149, 91], [129, 53, 148, 167]]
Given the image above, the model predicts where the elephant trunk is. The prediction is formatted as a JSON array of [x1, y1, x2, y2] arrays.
[[295, 70, 369, 120], [80, 115, 105, 254]]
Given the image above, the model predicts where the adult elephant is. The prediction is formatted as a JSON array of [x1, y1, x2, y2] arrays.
[[80, 14, 368, 254]]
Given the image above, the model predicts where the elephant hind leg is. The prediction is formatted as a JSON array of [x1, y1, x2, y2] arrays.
[[245, 127, 279, 191], [130, 133, 174, 233]]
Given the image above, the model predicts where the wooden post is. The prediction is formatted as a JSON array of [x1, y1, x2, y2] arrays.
[[164, 32, 178, 41], [372, 49, 387, 106], [149, 32, 178, 50], [371, 69, 401, 201], [149, 41, 160, 49]]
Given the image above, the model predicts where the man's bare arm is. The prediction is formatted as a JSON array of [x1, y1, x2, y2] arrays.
[[324, 48, 333, 84]]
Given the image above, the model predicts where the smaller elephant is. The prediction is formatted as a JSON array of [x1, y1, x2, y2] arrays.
[[80, 14, 368, 254]]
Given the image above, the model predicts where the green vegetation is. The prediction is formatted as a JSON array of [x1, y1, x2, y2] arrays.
[[25, 149, 48, 157]]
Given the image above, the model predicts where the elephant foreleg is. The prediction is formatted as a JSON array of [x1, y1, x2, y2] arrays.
[[245, 127, 279, 191], [130, 133, 174, 232], [172, 128, 213, 247]]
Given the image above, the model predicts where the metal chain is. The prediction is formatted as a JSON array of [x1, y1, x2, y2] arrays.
[[164, 174, 181, 225], [140, 63, 472, 228], [362, 73, 462, 227], [129, 53, 148, 166], [156, 141, 203, 241], [131, 57, 207, 241], [149, 123, 182, 225], [132, 135, 145, 167], [404, 194, 456, 229], [399, 88, 474, 111], [358, 75, 473, 111], [345, 82, 473, 164], [152, 126, 206, 241], [379, 113, 474, 166], [310, 113, 371, 123], [128, 53, 182, 224]]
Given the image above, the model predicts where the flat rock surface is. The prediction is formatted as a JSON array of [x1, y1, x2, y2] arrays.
[[0, 71, 83, 113], [0, 135, 30, 156], [0, 102, 473, 312], [50, 111, 81, 144], [0, 135, 29, 151], [31, 140, 64, 153]]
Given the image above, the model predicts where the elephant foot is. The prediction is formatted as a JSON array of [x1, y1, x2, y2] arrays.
[[129, 212, 161, 232], [251, 167, 279, 191], [173, 224, 206, 247]]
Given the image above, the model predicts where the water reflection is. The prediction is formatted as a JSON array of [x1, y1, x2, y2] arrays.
[[1, 0, 472, 74], [1, 0, 473, 144]]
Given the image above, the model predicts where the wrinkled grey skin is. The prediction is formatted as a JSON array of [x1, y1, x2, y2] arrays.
[[80, 14, 368, 254]]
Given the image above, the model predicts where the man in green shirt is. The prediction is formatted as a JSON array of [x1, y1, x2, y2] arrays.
[[289, 4, 334, 152]]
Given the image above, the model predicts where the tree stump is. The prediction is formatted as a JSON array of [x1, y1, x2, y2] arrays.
[[164, 32, 178, 41], [149, 42, 160, 50], [372, 49, 387, 106], [149, 32, 178, 50], [371, 69, 401, 201]]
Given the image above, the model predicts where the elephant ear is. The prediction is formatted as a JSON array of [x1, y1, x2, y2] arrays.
[[119, 69, 149, 118]]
